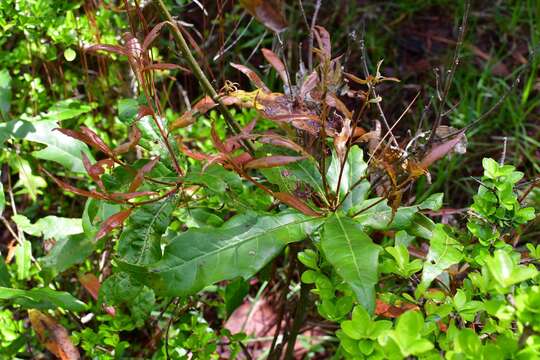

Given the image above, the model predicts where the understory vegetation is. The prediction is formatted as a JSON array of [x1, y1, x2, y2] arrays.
[[0, 0, 539, 359]]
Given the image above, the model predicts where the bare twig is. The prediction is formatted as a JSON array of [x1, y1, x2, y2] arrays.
[[426, 1, 470, 146], [154, 0, 254, 153]]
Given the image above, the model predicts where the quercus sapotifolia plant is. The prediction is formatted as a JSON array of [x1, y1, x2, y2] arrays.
[[31, 2, 538, 359]]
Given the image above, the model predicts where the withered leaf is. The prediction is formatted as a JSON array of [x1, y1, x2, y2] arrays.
[[419, 129, 466, 169], [29, 309, 80, 360], [261, 48, 288, 84], [313, 26, 331, 58], [239, 0, 287, 33], [231, 63, 270, 92]]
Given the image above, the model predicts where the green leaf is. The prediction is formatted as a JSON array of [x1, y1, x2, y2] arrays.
[[15, 240, 31, 281], [119, 212, 318, 296], [0, 170, 4, 217], [418, 193, 443, 211], [0, 287, 86, 311], [225, 277, 250, 317], [0, 69, 11, 119], [327, 146, 369, 211], [118, 98, 139, 124], [418, 224, 463, 295], [184, 165, 242, 194], [41, 99, 95, 121], [40, 234, 95, 274], [352, 198, 418, 231], [118, 198, 176, 265], [1, 120, 94, 172], [12, 215, 82, 239], [0, 254, 11, 287], [321, 213, 381, 313], [379, 310, 433, 357], [406, 213, 436, 239], [10, 156, 46, 201], [485, 250, 538, 289]]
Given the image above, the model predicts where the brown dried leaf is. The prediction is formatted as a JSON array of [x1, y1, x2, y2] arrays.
[[129, 157, 160, 192], [274, 192, 320, 217], [244, 155, 307, 169], [240, 0, 287, 33], [334, 118, 352, 163], [95, 208, 132, 241], [261, 48, 288, 84], [419, 129, 466, 169], [313, 26, 331, 58], [231, 63, 270, 92], [29, 310, 80, 360], [299, 71, 318, 100]]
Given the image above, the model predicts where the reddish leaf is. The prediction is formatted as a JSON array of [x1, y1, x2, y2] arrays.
[[56, 127, 112, 156], [80, 126, 113, 156], [231, 63, 270, 92], [274, 192, 320, 217], [231, 152, 253, 167], [244, 155, 307, 169], [114, 125, 141, 155], [129, 157, 160, 192], [211, 124, 228, 153], [85, 44, 128, 56], [137, 105, 154, 121], [375, 299, 420, 318], [95, 209, 132, 241], [257, 135, 307, 155], [142, 21, 168, 52], [29, 310, 80, 360], [42, 168, 110, 200], [81, 153, 107, 191], [79, 273, 100, 300], [418, 129, 466, 169], [261, 48, 288, 84], [78, 274, 116, 316], [239, 0, 287, 33]]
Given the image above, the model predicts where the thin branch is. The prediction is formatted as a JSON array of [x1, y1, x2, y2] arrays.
[[426, 1, 470, 146], [154, 0, 254, 153]]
